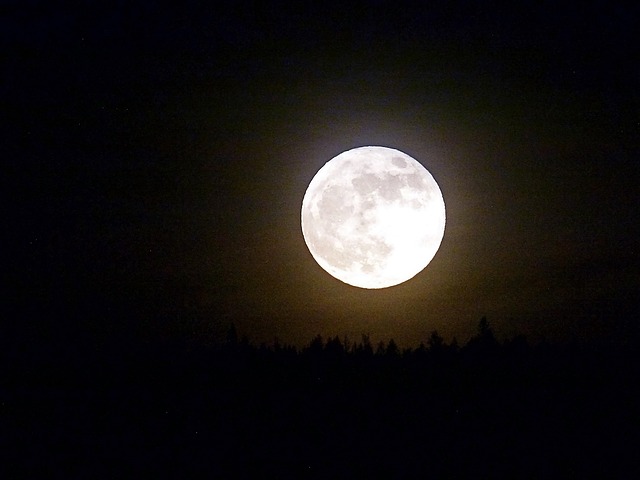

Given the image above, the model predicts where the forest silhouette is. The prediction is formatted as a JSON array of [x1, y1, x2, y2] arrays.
[[3, 317, 639, 478]]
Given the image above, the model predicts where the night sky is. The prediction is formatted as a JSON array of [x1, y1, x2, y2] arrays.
[[6, 1, 639, 352]]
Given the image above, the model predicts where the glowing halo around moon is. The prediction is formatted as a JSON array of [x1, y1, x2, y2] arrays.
[[301, 146, 446, 289]]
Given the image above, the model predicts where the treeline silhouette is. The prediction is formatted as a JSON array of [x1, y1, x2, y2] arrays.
[[4, 317, 639, 479], [191, 317, 637, 394]]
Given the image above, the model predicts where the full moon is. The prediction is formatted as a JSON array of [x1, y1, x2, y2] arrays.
[[301, 146, 446, 289]]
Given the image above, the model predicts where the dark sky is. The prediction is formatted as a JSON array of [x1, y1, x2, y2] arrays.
[[5, 1, 639, 350]]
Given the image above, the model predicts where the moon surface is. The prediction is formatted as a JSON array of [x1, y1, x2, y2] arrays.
[[301, 146, 446, 289]]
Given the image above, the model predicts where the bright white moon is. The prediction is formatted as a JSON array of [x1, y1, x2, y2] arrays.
[[301, 146, 446, 289]]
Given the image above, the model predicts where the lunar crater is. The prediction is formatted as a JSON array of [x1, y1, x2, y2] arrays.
[[391, 156, 407, 168]]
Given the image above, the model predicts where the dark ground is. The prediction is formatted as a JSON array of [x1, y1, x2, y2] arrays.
[[3, 326, 639, 479]]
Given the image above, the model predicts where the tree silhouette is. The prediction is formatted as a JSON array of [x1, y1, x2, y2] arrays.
[[325, 335, 345, 357], [225, 323, 238, 347], [467, 316, 498, 351], [308, 334, 324, 354], [359, 334, 373, 356], [478, 316, 494, 340], [428, 330, 445, 354], [386, 338, 399, 357]]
